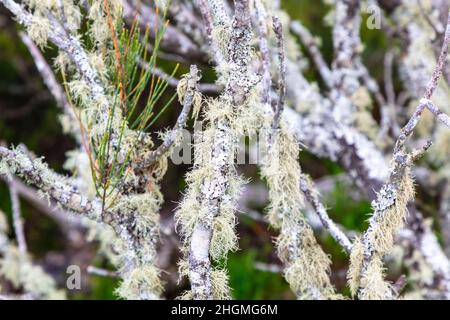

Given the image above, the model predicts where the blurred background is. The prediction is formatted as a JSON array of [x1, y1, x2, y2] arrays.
[[0, 0, 392, 299]]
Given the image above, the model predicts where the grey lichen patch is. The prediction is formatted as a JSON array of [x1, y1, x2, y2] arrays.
[[175, 0, 258, 297]]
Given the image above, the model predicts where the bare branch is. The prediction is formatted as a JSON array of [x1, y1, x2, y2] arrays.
[[290, 21, 332, 88], [7, 180, 27, 254], [87, 266, 119, 278], [19, 32, 81, 142], [299, 175, 353, 253]]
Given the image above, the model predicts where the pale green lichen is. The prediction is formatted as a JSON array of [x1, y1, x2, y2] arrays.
[[370, 169, 415, 254], [351, 167, 415, 299], [359, 256, 394, 300], [209, 186, 240, 261], [115, 265, 163, 300], [347, 236, 364, 297], [0, 211, 65, 300], [88, 0, 122, 48], [211, 268, 231, 300], [177, 73, 203, 122], [85, 221, 124, 266], [261, 124, 338, 299], [176, 103, 242, 261], [27, 15, 51, 47]]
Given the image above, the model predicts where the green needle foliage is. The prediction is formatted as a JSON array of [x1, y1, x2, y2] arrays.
[[72, 2, 178, 209]]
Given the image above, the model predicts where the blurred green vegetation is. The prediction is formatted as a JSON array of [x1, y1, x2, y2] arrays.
[[228, 249, 293, 300]]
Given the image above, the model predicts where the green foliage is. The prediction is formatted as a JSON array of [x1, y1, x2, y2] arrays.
[[326, 181, 371, 232], [79, 4, 178, 208], [228, 249, 292, 300]]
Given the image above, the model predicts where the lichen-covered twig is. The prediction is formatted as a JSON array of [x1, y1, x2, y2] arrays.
[[177, 0, 256, 300], [195, 0, 227, 66], [249, 3, 340, 299], [137, 60, 220, 94], [188, 0, 253, 299], [271, 16, 286, 132], [395, 13, 450, 152], [330, 0, 362, 118], [350, 13, 450, 300], [261, 123, 339, 299], [136, 65, 201, 170], [254, 0, 272, 109], [0, 146, 102, 221]]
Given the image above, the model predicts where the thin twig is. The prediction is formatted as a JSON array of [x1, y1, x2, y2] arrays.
[[395, 13, 450, 153], [358, 12, 450, 299], [8, 180, 27, 254], [254, 0, 272, 107], [87, 266, 119, 278], [19, 32, 81, 142], [137, 59, 220, 93], [384, 49, 396, 106], [254, 262, 283, 273], [416, 0, 444, 36], [136, 65, 200, 170], [290, 21, 332, 88], [271, 16, 286, 131], [1, 176, 84, 229], [299, 175, 353, 253]]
